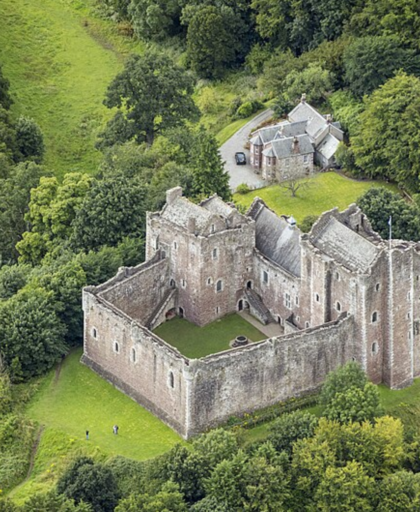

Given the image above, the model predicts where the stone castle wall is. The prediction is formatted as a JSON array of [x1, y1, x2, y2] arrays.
[[186, 314, 355, 436]]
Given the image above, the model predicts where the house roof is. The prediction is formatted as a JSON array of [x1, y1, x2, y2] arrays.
[[271, 135, 314, 159], [317, 133, 340, 161], [281, 120, 307, 138], [248, 199, 302, 277], [262, 147, 276, 157], [257, 124, 284, 144], [162, 197, 213, 233], [310, 216, 380, 273], [288, 101, 330, 139]]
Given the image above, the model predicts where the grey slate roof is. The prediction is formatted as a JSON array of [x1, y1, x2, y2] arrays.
[[201, 196, 234, 218], [281, 121, 307, 138], [258, 124, 284, 144], [271, 135, 314, 158], [162, 197, 213, 233], [249, 200, 302, 277], [318, 133, 340, 161], [311, 217, 380, 273]]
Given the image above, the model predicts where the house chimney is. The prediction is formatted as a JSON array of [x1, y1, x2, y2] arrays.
[[288, 215, 297, 229], [188, 217, 196, 234], [301, 93, 306, 103], [166, 186, 183, 205], [292, 136, 300, 154]]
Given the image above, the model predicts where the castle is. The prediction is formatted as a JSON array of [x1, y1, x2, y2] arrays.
[[249, 95, 344, 182], [82, 187, 420, 438]]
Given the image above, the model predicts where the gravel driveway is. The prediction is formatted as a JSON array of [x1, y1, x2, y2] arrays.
[[220, 109, 274, 191]]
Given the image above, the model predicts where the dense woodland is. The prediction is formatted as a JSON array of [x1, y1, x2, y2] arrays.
[[2, 0, 420, 508]]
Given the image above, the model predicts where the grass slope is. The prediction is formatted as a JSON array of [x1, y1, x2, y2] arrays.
[[0, 0, 143, 177], [25, 349, 180, 460], [234, 172, 398, 223], [154, 314, 266, 359]]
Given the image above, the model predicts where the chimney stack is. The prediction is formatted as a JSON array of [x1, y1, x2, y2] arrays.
[[326, 114, 332, 124], [301, 93, 306, 103], [166, 186, 183, 205], [292, 136, 300, 154]]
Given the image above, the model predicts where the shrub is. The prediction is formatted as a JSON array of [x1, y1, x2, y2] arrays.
[[236, 183, 251, 194]]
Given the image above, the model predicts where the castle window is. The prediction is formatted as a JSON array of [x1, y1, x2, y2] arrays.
[[336, 302, 341, 312], [170, 279, 175, 288], [216, 306, 220, 314], [154, 236, 159, 250], [173, 241, 177, 250], [131, 348, 136, 363], [372, 342, 378, 355], [408, 292, 411, 301], [295, 296, 299, 306], [207, 277, 212, 285], [211, 224, 215, 233], [315, 293, 320, 303], [92, 327, 97, 339], [212, 248, 218, 259], [372, 311, 378, 323], [114, 341, 119, 353], [181, 279, 186, 288], [262, 270, 269, 284], [408, 312, 411, 319], [285, 293, 291, 309], [169, 371, 174, 389], [305, 321, 310, 328], [335, 272, 340, 281], [216, 280, 223, 292], [375, 283, 380, 292]]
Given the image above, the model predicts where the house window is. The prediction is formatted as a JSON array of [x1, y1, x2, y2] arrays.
[[372, 311, 378, 323], [169, 371, 174, 389], [285, 293, 291, 309], [304, 155, 309, 163], [212, 248, 218, 259], [315, 293, 320, 302], [131, 348, 136, 363], [262, 270, 269, 284], [375, 283, 380, 292], [92, 327, 97, 339], [336, 302, 341, 312], [372, 342, 378, 355], [114, 341, 119, 353], [216, 280, 223, 292]]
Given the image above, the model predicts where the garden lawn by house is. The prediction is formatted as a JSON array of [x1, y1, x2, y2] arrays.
[[154, 314, 266, 359], [234, 172, 398, 224], [0, 0, 144, 177]]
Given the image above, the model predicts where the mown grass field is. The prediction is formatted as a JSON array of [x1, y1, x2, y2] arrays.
[[234, 172, 398, 224], [0, 0, 144, 177], [9, 349, 181, 502], [154, 314, 266, 359]]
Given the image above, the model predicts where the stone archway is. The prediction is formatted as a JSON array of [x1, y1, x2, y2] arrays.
[[179, 307, 184, 318]]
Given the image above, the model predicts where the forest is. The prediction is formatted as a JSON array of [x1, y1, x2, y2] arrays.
[[2, 0, 420, 508]]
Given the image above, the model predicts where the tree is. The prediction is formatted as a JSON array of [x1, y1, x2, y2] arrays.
[[280, 177, 312, 197], [0, 65, 12, 110], [351, 73, 420, 190], [185, 5, 247, 79], [100, 51, 199, 147], [315, 461, 375, 511], [268, 410, 318, 454], [115, 482, 187, 512], [128, 0, 183, 40], [343, 36, 420, 97], [0, 287, 67, 381], [0, 106, 17, 160], [319, 361, 367, 405], [57, 457, 120, 512], [324, 382, 381, 423], [0, 161, 44, 264], [299, 215, 318, 233], [377, 471, 420, 511], [70, 176, 147, 252], [15, 116, 45, 163], [357, 188, 420, 241], [0, 264, 32, 299], [21, 491, 93, 511], [283, 64, 334, 104], [190, 126, 231, 201]]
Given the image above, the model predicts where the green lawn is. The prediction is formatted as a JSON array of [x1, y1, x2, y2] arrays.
[[154, 314, 266, 359], [0, 0, 144, 177], [234, 172, 398, 224]]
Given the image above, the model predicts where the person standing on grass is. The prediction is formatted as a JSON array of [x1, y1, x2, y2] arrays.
[[113, 425, 119, 435], [86, 430, 89, 440]]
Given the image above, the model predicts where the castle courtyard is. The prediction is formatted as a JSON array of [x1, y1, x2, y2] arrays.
[[153, 313, 267, 359]]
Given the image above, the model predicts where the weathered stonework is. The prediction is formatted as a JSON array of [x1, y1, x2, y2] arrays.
[[83, 187, 420, 438]]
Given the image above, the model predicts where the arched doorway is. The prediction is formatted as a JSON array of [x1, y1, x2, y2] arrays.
[[238, 299, 244, 311], [247, 280, 252, 289], [179, 307, 184, 318]]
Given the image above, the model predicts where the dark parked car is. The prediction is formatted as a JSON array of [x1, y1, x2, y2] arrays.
[[235, 152, 247, 165]]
